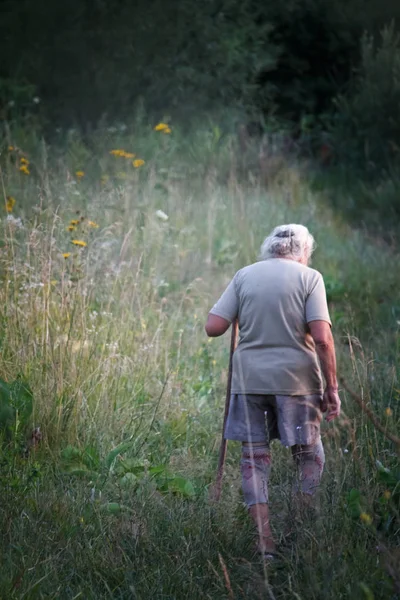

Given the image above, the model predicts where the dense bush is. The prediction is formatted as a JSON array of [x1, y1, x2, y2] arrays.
[[331, 26, 400, 175], [2, 0, 400, 223], [1, 0, 400, 127]]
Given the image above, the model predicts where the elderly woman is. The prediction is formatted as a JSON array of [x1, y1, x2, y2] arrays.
[[205, 224, 340, 558]]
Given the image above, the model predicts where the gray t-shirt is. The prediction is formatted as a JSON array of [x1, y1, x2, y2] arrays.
[[210, 258, 331, 395]]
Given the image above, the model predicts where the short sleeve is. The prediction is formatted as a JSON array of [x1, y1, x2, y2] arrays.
[[305, 274, 331, 325], [209, 275, 239, 323]]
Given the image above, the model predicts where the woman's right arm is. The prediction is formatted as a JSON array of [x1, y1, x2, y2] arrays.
[[308, 320, 341, 422]]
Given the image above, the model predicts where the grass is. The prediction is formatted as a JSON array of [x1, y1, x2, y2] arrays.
[[0, 119, 399, 599]]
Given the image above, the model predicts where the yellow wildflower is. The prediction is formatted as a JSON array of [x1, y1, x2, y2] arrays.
[[70, 219, 80, 226], [122, 152, 135, 159], [71, 240, 87, 247], [62, 253, 71, 259], [75, 170, 85, 179], [162, 127, 172, 134], [132, 159, 145, 168], [360, 513, 372, 525], [154, 123, 169, 132], [8, 145, 14, 151], [385, 407, 393, 417], [110, 149, 125, 157], [20, 157, 29, 165], [19, 165, 30, 175], [5, 196, 16, 213], [67, 225, 76, 232], [383, 490, 391, 500], [88, 220, 99, 228]]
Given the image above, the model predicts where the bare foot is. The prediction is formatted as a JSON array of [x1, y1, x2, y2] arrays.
[[257, 535, 277, 555], [249, 504, 277, 554]]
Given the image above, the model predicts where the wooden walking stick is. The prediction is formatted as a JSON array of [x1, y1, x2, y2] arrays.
[[211, 318, 238, 502]]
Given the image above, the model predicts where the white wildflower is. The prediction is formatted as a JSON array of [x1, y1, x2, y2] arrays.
[[32, 97, 40, 104], [6, 215, 23, 228], [155, 210, 169, 222]]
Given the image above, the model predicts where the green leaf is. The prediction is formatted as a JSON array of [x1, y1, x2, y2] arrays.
[[167, 476, 196, 498], [101, 502, 122, 515], [61, 445, 82, 462], [156, 474, 196, 498], [347, 488, 362, 518], [149, 465, 167, 476], [119, 472, 139, 488], [105, 440, 134, 469], [0, 402, 14, 429], [0, 377, 34, 430], [358, 582, 375, 600], [0, 379, 11, 405], [115, 458, 145, 476], [9, 378, 33, 422], [376, 460, 399, 487], [100, 502, 133, 515], [62, 464, 98, 479]]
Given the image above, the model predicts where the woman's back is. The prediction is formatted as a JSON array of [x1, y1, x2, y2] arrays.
[[211, 258, 331, 395]]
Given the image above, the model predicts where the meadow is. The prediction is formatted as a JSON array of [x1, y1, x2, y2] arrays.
[[0, 120, 399, 599]]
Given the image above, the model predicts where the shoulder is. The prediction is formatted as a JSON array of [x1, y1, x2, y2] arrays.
[[298, 264, 324, 281], [234, 261, 264, 281], [300, 266, 328, 298]]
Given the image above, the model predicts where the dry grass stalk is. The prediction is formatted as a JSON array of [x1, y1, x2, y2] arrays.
[[340, 378, 400, 449]]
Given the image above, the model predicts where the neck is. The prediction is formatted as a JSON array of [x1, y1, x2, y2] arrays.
[[272, 255, 308, 266]]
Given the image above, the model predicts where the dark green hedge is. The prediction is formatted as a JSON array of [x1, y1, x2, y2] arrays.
[[1, 0, 399, 127]]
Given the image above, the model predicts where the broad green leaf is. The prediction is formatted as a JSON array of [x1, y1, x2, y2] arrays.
[[9, 378, 33, 422], [358, 582, 374, 600], [167, 476, 196, 498], [105, 441, 134, 469], [347, 488, 362, 518], [115, 458, 145, 475], [101, 502, 122, 515], [119, 472, 138, 488], [0, 403, 14, 428], [149, 465, 167, 476], [61, 445, 82, 462], [376, 460, 399, 487], [62, 464, 98, 479]]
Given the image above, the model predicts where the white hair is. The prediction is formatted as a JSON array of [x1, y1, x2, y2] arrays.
[[260, 224, 315, 262]]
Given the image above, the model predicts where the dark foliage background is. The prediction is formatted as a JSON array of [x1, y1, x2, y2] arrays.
[[2, 0, 400, 215], [1, 0, 399, 122]]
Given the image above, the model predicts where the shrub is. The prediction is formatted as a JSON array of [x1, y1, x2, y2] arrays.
[[331, 24, 400, 176]]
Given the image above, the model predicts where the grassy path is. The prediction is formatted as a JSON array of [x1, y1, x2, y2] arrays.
[[0, 126, 399, 598]]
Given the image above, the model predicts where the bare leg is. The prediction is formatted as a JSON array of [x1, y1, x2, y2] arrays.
[[241, 442, 276, 554], [291, 439, 325, 514], [249, 503, 276, 554]]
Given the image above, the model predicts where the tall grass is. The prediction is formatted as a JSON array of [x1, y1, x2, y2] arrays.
[[0, 122, 399, 599]]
